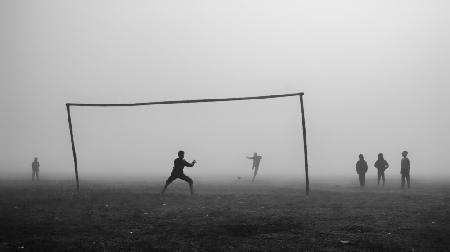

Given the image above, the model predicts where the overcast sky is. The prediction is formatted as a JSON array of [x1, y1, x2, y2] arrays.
[[1, 0, 449, 181]]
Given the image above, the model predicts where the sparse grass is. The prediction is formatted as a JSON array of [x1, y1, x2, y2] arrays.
[[0, 180, 449, 251]]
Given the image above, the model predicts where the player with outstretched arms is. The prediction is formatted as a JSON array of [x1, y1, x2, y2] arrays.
[[246, 152, 262, 182]]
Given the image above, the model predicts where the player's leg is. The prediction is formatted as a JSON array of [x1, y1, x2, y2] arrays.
[[179, 174, 194, 195], [381, 172, 385, 186], [377, 172, 381, 186], [162, 175, 176, 194], [252, 167, 258, 182], [401, 174, 405, 188], [406, 174, 410, 188], [36, 171, 39, 181]]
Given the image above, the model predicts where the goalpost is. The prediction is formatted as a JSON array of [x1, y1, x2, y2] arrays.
[[66, 92, 310, 195]]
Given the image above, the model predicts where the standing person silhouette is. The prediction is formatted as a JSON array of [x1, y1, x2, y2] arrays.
[[374, 153, 389, 186], [246, 152, 262, 182], [32, 157, 40, 181], [355, 154, 368, 187], [401, 151, 411, 189], [162, 150, 196, 195]]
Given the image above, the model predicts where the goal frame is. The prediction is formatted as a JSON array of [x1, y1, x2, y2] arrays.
[[66, 92, 310, 195]]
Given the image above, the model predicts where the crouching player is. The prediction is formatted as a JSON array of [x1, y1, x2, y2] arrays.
[[161, 150, 196, 195]]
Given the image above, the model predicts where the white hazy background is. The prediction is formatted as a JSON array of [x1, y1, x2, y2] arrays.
[[1, 1, 449, 182]]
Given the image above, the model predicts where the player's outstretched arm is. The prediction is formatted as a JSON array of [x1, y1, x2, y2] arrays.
[[183, 159, 196, 167]]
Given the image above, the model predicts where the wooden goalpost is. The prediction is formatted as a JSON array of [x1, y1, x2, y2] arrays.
[[66, 92, 309, 195]]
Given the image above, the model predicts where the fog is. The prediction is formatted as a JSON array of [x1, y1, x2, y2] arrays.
[[1, 1, 449, 182]]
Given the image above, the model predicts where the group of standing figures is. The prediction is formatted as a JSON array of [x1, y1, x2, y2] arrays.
[[356, 151, 411, 188]]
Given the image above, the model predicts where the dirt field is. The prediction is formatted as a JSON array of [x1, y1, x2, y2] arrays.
[[0, 179, 449, 251]]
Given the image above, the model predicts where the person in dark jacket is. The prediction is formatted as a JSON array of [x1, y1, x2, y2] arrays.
[[374, 153, 389, 186], [401, 151, 411, 189], [161, 150, 196, 195], [356, 154, 368, 187]]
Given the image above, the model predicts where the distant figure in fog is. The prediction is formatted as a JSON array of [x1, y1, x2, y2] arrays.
[[401, 151, 411, 189], [355, 154, 368, 187], [246, 152, 262, 182], [32, 157, 40, 181], [374, 153, 389, 186], [161, 150, 196, 195]]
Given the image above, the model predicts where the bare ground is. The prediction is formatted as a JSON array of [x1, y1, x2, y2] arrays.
[[0, 179, 449, 251]]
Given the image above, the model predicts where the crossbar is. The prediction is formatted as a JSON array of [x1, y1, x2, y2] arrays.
[[67, 92, 304, 107]]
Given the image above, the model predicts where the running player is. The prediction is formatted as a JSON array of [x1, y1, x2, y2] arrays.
[[246, 152, 262, 182]]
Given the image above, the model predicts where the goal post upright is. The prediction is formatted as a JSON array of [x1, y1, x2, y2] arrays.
[[299, 94, 309, 196], [66, 104, 80, 192], [65, 92, 309, 194]]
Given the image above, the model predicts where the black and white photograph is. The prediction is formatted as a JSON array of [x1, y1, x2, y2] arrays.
[[1, 1, 449, 251]]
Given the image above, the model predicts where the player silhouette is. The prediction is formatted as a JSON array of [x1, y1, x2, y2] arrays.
[[246, 152, 262, 182], [162, 150, 196, 195], [355, 154, 368, 187], [32, 157, 40, 181], [401, 151, 411, 189], [374, 153, 389, 186]]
